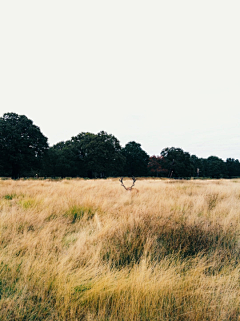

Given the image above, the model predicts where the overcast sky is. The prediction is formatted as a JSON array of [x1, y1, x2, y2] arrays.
[[0, 1, 239, 160]]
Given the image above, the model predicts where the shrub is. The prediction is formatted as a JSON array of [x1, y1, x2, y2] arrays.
[[101, 217, 238, 268]]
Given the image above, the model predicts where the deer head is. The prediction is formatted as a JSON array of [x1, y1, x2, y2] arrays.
[[119, 177, 137, 191]]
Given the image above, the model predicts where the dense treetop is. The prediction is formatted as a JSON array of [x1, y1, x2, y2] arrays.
[[0, 113, 48, 178], [0, 113, 239, 178]]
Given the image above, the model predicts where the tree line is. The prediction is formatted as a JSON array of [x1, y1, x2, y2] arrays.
[[0, 113, 240, 179]]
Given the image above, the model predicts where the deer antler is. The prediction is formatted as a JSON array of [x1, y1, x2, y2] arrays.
[[131, 177, 136, 189], [119, 177, 137, 191], [119, 177, 127, 190]]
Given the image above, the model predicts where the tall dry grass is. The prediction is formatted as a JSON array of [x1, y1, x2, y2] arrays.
[[0, 178, 240, 320]]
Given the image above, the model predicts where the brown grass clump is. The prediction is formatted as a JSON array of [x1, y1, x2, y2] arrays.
[[0, 178, 240, 320]]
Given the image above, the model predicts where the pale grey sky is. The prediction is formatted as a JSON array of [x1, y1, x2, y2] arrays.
[[0, 1, 239, 160]]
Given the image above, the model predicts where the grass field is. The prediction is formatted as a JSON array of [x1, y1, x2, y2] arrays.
[[0, 178, 240, 320]]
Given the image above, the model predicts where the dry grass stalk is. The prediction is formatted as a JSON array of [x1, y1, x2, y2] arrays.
[[0, 178, 240, 320]]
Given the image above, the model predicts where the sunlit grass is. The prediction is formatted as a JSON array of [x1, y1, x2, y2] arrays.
[[0, 178, 240, 320]]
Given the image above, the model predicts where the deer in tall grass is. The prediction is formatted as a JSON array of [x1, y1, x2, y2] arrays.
[[119, 177, 139, 194]]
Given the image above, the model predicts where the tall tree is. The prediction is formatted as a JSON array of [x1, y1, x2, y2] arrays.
[[190, 155, 206, 177], [71, 131, 126, 177], [226, 158, 240, 178], [0, 113, 48, 178], [43, 141, 86, 178], [122, 141, 149, 176], [160, 147, 193, 177], [205, 156, 226, 178]]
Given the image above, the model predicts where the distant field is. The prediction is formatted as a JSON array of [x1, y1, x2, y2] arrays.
[[0, 178, 240, 320]]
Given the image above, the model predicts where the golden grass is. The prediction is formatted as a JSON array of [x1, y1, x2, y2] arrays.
[[0, 178, 240, 320]]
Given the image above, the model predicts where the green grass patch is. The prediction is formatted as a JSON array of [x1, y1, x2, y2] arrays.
[[64, 205, 95, 223], [20, 198, 37, 209], [74, 284, 92, 294], [3, 193, 16, 200]]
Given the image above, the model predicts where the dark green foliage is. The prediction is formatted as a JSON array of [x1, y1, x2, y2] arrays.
[[72, 131, 126, 178], [205, 156, 227, 178], [43, 140, 86, 178], [190, 155, 206, 177], [44, 131, 126, 178], [3, 193, 16, 200], [160, 147, 193, 178], [158, 148, 240, 179], [1, 112, 240, 178], [226, 158, 240, 178], [0, 113, 48, 178], [122, 141, 149, 176]]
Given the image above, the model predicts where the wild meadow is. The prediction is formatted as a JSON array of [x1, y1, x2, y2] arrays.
[[0, 178, 240, 320]]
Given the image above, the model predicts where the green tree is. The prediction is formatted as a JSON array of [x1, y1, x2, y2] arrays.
[[122, 141, 149, 176], [44, 141, 86, 178], [71, 131, 125, 177], [0, 113, 48, 178], [226, 158, 240, 178], [160, 147, 193, 177], [190, 155, 207, 177], [205, 156, 226, 178]]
